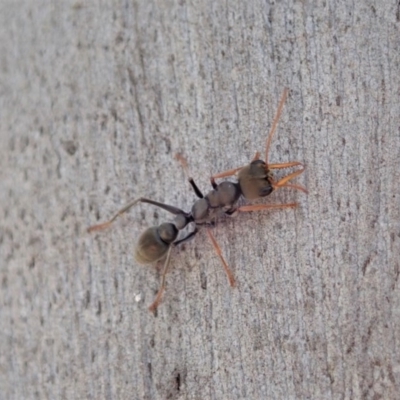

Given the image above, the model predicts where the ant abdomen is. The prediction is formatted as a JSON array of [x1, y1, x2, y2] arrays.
[[135, 223, 178, 264]]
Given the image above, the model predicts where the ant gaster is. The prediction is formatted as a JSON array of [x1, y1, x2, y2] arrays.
[[87, 89, 307, 312]]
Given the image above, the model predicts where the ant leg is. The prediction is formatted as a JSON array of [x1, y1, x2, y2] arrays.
[[271, 168, 308, 193], [210, 150, 260, 188], [236, 203, 298, 213], [188, 179, 204, 198], [148, 229, 198, 312], [148, 246, 173, 312], [175, 153, 204, 198], [173, 228, 198, 246], [207, 228, 236, 287], [87, 197, 187, 233], [210, 166, 243, 189], [265, 88, 289, 164], [268, 161, 304, 169], [275, 183, 308, 193], [210, 150, 298, 189]]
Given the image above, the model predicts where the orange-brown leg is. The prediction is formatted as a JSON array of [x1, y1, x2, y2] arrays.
[[236, 203, 298, 212], [87, 198, 142, 232], [211, 166, 244, 180], [210, 166, 244, 188], [87, 220, 113, 232], [265, 88, 289, 164], [211, 151, 260, 181], [87, 197, 186, 233], [177, 152, 244, 189], [268, 161, 304, 170], [207, 228, 236, 287], [210, 150, 260, 188], [271, 168, 308, 193], [148, 246, 173, 312], [275, 183, 308, 193]]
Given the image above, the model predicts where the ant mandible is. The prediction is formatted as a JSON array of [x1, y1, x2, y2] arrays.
[[87, 88, 307, 312]]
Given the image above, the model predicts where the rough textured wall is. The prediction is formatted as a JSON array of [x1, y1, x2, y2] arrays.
[[1, 1, 400, 399]]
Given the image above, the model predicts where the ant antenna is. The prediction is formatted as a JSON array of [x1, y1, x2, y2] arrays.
[[265, 88, 289, 165]]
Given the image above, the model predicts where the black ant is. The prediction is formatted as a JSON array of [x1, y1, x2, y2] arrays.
[[87, 89, 307, 312]]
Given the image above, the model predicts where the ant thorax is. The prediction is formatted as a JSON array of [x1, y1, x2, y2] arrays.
[[191, 182, 241, 224]]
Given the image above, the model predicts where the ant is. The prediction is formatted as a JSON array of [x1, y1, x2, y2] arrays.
[[87, 88, 307, 312]]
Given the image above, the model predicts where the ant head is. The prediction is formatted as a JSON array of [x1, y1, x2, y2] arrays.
[[237, 160, 273, 200]]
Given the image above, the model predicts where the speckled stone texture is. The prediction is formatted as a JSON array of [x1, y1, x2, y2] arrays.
[[1, 1, 400, 399]]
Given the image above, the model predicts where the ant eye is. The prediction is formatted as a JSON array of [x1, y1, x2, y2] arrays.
[[259, 186, 274, 197]]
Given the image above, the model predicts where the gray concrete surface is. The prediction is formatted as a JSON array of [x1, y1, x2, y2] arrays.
[[1, 1, 400, 399]]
